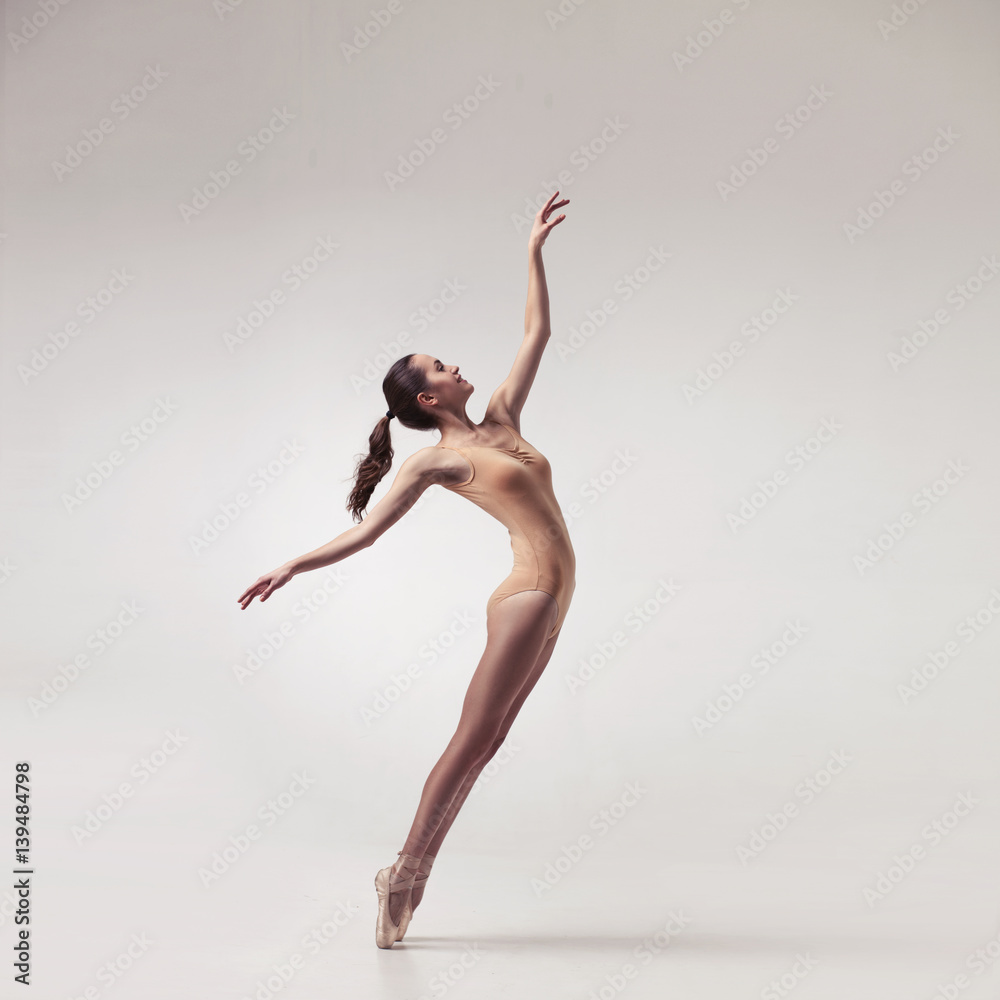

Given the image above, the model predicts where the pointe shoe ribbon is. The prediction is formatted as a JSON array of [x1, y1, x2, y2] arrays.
[[396, 852, 435, 942]]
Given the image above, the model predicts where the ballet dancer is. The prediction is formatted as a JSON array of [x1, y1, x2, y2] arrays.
[[237, 191, 575, 948]]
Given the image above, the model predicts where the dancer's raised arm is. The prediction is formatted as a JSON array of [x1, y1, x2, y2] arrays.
[[525, 190, 567, 333], [486, 192, 568, 428]]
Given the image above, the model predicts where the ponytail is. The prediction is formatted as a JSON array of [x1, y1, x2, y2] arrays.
[[346, 414, 395, 523], [345, 353, 435, 522]]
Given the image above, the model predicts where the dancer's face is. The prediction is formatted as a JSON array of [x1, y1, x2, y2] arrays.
[[414, 354, 473, 412]]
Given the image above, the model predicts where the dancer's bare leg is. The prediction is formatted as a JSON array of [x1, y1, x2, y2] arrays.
[[425, 624, 560, 855], [396, 591, 559, 872], [405, 623, 560, 908]]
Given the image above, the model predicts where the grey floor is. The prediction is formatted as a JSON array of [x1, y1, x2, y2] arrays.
[[33, 822, 998, 998]]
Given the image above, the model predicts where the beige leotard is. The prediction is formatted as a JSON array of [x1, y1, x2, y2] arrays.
[[436, 420, 576, 640]]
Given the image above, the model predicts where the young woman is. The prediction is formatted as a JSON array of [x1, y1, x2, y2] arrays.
[[237, 191, 575, 948]]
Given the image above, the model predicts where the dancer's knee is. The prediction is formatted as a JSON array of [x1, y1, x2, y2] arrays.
[[474, 734, 508, 768], [449, 722, 502, 764]]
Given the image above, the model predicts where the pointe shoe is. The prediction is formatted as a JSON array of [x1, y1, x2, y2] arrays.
[[375, 852, 421, 949], [396, 853, 435, 942]]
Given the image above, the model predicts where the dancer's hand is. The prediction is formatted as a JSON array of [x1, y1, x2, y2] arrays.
[[528, 190, 569, 250], [238, 565, 293, 609]]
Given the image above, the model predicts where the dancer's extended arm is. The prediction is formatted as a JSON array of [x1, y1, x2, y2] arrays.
[[237, 448, 442, 608]]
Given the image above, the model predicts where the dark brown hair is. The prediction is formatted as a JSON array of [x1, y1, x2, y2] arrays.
[[346, 353, 437, 522]]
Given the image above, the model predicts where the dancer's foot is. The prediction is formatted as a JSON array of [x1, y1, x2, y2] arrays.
[[375, 852, 420, 948]]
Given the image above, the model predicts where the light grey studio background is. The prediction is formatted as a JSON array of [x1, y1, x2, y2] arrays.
[[2, 1, 999, 997]]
